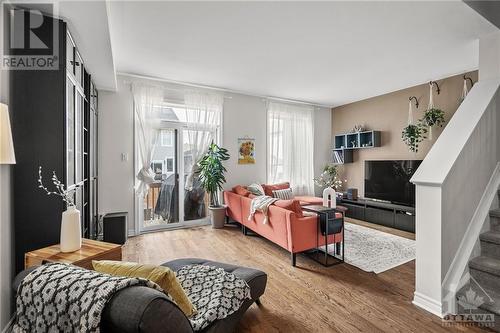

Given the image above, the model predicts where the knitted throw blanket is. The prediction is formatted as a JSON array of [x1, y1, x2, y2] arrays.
[[248, 195, 278, 224], [13, 263, 163, 333], [176, 265, 251, 331]]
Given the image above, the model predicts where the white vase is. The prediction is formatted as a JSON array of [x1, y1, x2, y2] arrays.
[[322, 187, 337, 209], [60, 205, 82, 253]]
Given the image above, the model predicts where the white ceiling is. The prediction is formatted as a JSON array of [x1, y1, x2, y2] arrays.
[[63, 1, 497, 106]]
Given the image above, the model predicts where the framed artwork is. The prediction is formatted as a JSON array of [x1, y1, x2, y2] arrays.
[[238, 138, 255, 164]]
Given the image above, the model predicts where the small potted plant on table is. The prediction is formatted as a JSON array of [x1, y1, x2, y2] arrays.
[[197, 142, 230, 228]]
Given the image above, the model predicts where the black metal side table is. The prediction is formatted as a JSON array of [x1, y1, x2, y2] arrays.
[[302, 205, 347, 267]]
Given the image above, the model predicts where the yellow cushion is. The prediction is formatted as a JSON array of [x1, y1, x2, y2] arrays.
[[92, 260, 197, 317]]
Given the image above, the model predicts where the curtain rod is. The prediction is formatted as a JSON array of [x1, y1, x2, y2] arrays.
[[118, 72, 333, 109]]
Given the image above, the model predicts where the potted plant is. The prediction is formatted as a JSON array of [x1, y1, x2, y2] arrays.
[[419, 108, 445, 140], [402, 123, 427, 153], [197, 142, 230, 228]]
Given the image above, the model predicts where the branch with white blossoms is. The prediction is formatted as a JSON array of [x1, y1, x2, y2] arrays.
[[38, 166, 75, 207], [313, 164, 347, 191]]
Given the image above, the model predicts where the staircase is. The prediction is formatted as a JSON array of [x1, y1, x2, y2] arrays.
[[456, 190, 500, 331]]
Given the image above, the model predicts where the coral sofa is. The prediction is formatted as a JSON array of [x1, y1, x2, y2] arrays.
[[224, 185, 343, 266]]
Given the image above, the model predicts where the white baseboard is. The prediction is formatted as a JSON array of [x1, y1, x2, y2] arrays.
[[2, 316, 14, 333], [413, 292, 443, 318], [128, 229, 136, 237]]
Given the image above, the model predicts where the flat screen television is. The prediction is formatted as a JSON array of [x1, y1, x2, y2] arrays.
[[364, 160, 422, 207]]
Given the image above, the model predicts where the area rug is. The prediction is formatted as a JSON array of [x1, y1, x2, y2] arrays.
[[320, 222, 415, 274]]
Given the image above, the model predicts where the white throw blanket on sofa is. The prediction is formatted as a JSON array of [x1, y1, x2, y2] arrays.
[[248, 195, 278, 224]]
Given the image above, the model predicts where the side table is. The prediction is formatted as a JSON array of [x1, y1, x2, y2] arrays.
[[25, 238, 122, 270], [302, 205, 347, 267]]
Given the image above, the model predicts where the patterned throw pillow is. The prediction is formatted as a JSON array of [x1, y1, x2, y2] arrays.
[[272, 188, 294, 200]]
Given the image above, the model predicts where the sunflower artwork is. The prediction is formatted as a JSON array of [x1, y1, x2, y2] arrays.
[[238, 138, 255, 164]]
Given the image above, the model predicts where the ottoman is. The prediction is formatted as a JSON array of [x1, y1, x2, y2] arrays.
[[12, 258, 267, 333]]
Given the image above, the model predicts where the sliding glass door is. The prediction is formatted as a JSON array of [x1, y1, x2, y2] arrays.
[[139, 124, 214, 233]]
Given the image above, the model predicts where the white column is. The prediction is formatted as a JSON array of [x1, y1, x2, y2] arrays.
[[412, 184, 443, 317], [479, 32, 500, 81]]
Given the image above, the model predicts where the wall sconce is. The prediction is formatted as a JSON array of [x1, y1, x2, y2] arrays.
[[409, 96, 419, 109], [429, 81, 441, 95], [0, 103, 16, 164]]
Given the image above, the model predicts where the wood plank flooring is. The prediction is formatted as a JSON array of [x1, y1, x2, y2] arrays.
[[123, 222, 486, 333]]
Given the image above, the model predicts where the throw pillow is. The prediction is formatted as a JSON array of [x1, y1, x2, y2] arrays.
[[272, 188, 294, 200], [263, 182, 290, 196], [247, 183, 265, 196], [273, 199, 304, 217], [232, 185, 251, 197], [92, 260, 197, 317]]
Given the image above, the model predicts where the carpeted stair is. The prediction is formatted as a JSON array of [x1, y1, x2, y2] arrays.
[[456, 190, 500, 331]]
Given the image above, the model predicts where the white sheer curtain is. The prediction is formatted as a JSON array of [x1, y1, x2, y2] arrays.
[[267, 101, 314, 195], [132, 83, 164, 197], [183, 91, 223, 190]]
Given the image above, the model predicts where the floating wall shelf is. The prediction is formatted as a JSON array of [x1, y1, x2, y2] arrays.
[[332, 130, 381, 164]]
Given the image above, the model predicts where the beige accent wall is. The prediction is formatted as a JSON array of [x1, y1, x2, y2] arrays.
[[332, 71, 478, 197]]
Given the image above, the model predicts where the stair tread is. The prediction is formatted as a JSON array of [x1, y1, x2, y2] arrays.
[[491, 209, 500, 218], [469, 256, 500, 276], [457, 284, 500, 315], [480, 231, 500, 245]]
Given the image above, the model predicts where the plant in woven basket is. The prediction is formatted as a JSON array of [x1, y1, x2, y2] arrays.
[[402, 124, 427, 153], [420, 108, 445, 128]]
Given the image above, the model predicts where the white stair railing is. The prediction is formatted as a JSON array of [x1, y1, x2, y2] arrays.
[[411, 79, 500, 317]]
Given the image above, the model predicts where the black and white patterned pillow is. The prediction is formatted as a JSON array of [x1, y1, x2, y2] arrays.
[[272, 188, 294, 200]]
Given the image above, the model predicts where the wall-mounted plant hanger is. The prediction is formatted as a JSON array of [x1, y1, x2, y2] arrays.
[[461, 75, 475, 101], [429, 80, 441, 95], [409, 96, 419, 109]]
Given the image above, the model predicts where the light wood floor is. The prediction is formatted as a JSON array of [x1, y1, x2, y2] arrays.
[[123, 221, 484, 333]]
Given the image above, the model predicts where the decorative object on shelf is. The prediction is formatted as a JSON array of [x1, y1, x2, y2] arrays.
[[37, 166, 81, 252], [347, 188, 358, 200], [0, 103, 16, 164], [197, 142, 230, 228], [402, 97, 426, 153], [461, 75, 474, 102], [238, 137, 255, 164], [351, 124, 364, 133], [420, 81, 445, 140]]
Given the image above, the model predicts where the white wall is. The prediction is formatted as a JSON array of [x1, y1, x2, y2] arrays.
[[98, 79, 135, 231], [479, 32, 500, 81], [0, 65, 13, 330], [98, 75, 332, 234]]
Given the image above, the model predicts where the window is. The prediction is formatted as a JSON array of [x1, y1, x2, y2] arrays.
[[160, 130, 173, 147], [166, 158, 174, 172], [267, 101, 315, 195]]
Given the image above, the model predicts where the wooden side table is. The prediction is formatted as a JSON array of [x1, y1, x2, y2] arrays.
[[25, 239, 122, 270]]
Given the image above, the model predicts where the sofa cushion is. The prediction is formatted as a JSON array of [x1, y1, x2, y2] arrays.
[[263, 182, 290, 196], [232, 185, 251, 197], [93, 260, 196, 317], [273, 199, 303, 217]]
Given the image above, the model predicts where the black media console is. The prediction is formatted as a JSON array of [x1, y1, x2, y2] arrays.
[[339, 198, 415, 233]]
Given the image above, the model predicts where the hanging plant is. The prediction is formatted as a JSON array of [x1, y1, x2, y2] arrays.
[[402, 124, 427, 153], [420, 108, 445, 128], [419, 81, 445, 139], [402, 98, 426, 153]]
